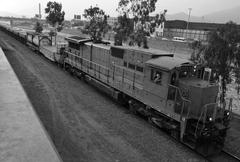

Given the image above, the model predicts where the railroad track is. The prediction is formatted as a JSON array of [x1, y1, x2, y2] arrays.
[[208, 149, 240, 162], [149, 116, 240, 161]]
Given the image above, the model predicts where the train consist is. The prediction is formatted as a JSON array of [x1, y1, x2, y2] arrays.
[[0, 24, 232, 156]]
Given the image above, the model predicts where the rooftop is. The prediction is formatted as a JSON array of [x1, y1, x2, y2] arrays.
[[146, 56, 193, 71], [112, 45, 174, 56], [65, 36, 91, 44]]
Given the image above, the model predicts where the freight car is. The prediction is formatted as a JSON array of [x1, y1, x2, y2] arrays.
[[0, 25, 232, 157], [25, 31, 67, 63]]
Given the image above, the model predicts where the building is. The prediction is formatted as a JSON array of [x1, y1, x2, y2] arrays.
[[107, 17, 118, 27], [161, 20, 240, 42], [74, 14, 81, 20]]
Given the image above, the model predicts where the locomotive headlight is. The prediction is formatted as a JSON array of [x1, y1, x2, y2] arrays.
[[209, 117, 213, 121], [227, 112, 230, 116]]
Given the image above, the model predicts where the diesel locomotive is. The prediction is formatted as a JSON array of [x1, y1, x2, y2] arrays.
[[63, 36, 231, 156], [0, 25, 232, 156]]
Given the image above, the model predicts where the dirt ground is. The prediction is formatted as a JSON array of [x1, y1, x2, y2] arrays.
[[0, 31, 205, 161]]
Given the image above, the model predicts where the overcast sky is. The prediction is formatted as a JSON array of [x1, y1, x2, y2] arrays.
[[1, 0, 240, 19]]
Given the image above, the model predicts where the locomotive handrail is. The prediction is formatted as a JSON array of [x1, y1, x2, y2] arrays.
[[195, 110, 204, 137], [168, 84, 191, 119], [195, 102, 217, 137], [202, 103, 217, 124], [66, 51, 144, 86], [67, 51, 194, 120], [168, 84, 190, 103]]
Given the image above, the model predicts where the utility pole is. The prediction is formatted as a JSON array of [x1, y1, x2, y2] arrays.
[[186, 8, 192, 40], [186, 8, 192, 31], [39, 3, 42, 19]]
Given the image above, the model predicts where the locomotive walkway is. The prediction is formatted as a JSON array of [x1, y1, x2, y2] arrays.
[[0, 47, 61, 162]]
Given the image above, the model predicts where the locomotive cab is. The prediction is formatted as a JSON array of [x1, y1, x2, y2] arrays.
[[145, 56, 194, 119]]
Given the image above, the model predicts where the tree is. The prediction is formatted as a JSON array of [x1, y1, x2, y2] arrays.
[[234, 43, 240, 94], [189, 40, 205, 64], [234, 68, 240, 94], [34, 21, 43, 33], [117, 0, 158, 48], [157, 9, 167, 25], [113, 14, 133, 45], [204, 21, 240, 104], [83, 6, 109, 43], [151, 9, 167, 35], [45, 1, 65, 31]]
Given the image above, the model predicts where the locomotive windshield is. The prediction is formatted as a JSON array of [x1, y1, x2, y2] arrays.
[[179, 64, 206, 81], [179, 65, 196, 78]]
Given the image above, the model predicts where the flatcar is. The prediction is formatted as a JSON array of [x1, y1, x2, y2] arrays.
[[0, 25, 232, 157]]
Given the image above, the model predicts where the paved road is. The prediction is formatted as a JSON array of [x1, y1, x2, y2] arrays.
[[0, 30, 204, 162], [0, 48, 61, 162]]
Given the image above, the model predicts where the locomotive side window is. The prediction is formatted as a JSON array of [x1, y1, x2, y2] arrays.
[[124, 61, 127, 67], [69, 42, 79, 50], [128, 63, 135, 70], [123, 61, 143, 73], [136, 66, 143, 72], [171, 72, 177, 85], [151, 69, 162, 85]]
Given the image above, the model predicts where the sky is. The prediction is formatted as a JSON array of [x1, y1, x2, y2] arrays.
[[1, 0, 240, 20]]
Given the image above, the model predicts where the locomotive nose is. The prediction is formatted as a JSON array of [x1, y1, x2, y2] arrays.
[[178, 78, 219, 118]]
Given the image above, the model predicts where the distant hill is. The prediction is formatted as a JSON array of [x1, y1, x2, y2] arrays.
[[166, 12, 203, 22], [203, 6, 240, 24], [0, 11, 21, 18], [166, 6, 240, 24]]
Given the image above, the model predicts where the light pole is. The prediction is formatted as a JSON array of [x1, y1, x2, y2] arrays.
[[186, 8, 192, 31], [186, 8, 192, 40]]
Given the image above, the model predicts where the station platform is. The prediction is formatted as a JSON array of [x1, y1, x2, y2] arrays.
[[0, 47, 61, 162]]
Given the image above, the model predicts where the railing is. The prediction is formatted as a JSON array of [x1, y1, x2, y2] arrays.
[[66, 51, 144, 83], [168, 84, 191, 120], [67, 51, 201, 121], [65, 51, 144, 94], [222, 97, 233, 120], [194, 103, 217, 137]]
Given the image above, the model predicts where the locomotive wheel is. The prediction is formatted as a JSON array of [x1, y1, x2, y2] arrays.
[[129, 105, 137, 114], [128, 100, 137, 115], [171, 129, 180, 139], [148, 116, 154, 124]]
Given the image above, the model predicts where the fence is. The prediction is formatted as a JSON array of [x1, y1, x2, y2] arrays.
[[163, 28, 209, 41]]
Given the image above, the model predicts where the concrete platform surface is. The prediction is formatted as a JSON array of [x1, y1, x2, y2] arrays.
[[0, 47, 61, 162]]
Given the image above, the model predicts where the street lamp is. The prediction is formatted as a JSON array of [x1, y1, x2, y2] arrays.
[[186, 8, 192, 40], [186, 8, 192, 31]]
